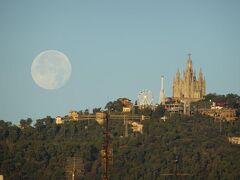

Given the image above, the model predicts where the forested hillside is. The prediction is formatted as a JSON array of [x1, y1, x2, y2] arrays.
[[0, 112, 240, 179]]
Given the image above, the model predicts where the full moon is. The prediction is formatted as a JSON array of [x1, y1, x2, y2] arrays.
[[31, 50, 72, 90]]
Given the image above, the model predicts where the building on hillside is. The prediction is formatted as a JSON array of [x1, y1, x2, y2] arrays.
[[118, 98, 133, 113], [118, 98, 131, 106], [219, 108, 237, 121], [68, 111, 79, 120], [56, 116, 64, 124], [228, 137, 240, 145], [96, 112, 106, 125], [173, 54, 206, 102], [123, 107, 131, 113], [131, 122, 143, 134], [165, 97, 173, 103], [198, 108, 237, 121], [210, 101, 226, 110], [165, 103, 184, 114]]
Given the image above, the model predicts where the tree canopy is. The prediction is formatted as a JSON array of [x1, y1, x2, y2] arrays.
[[0, 94, 240, 179]]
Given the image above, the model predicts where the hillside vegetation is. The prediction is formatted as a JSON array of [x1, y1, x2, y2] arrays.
[[1, 93, 240, 179], [0, 113, 240, 179]]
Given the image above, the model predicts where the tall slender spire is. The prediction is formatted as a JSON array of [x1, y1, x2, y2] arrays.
[[176, 68, 180, 80], [198, 68, 203, 81], [193, 70, 196, 81], [187, 53, 193, 70]]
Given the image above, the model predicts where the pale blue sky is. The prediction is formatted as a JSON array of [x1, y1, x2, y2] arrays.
[[0, 0, 240, 123]]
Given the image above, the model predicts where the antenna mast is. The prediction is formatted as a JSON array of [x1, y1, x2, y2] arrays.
[[159, 75, 165, 105]]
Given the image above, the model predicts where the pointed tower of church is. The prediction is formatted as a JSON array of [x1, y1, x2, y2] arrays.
[[173, 69, 181, 98], [186, 54, 193, 75], [198, 68, 206, 98], [172, 54, 206, 101]]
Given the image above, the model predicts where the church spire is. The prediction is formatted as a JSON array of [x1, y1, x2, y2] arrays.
[[172, 54, 206, 101], [176, 68, 180, 80], [187, 53, 193, 69], [185, 54, 193, 81], [193, 70, 196, 81], [198, 68, 203, 80]]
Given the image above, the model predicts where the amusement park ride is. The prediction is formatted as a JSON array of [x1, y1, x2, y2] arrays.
[[137, 89, 154, 107]]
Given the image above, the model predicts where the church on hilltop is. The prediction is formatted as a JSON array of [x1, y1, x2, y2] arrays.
[[172, 54, 206, 101]]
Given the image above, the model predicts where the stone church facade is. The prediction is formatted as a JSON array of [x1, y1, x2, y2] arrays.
[[172, 55, 206, 101]]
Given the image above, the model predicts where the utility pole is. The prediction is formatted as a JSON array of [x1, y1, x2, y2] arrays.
[[65, 156, 84, 180], [159, 146, 191, 179], [87, 118, 89, 127], [159, 159, 191, 179], [125, 121, 128, 137], [124, 114, 128, 137], [102, 113, 110, 180], [220, 119, 222, 134], [72, 157, 76, 180]]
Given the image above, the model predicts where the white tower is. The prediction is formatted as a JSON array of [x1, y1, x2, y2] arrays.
[[159, 75, 165, 105]]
